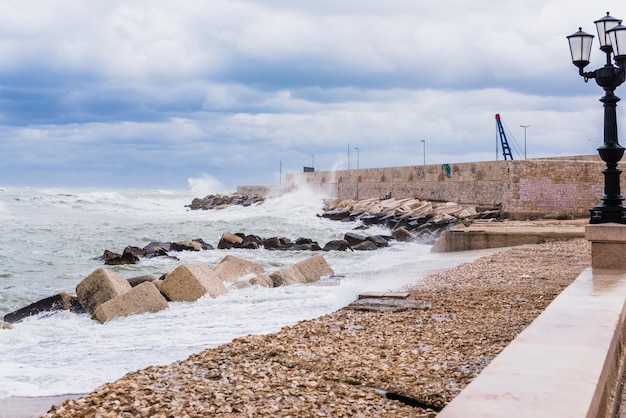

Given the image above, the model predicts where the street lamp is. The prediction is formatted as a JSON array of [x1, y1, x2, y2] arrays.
[[354, 147, 361, 169], [421, 140, 426, 166], [520, 125, 530, 159], [567, 12, 626, 223]]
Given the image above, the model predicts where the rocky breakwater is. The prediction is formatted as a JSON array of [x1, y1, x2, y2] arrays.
[[186, 193, 265, 210], [320, 197, 501, 244], [100, 230, 396, 267], [2, 254, 334, 326]]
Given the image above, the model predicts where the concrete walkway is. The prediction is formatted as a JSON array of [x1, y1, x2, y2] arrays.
[[438, 267, 626, 417]]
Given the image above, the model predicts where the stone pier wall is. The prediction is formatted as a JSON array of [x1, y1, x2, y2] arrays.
[[238, 155, 606, 218]]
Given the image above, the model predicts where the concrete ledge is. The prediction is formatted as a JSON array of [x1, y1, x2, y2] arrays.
[[432, 220, 586, 252], [438, 268, 626, 418]]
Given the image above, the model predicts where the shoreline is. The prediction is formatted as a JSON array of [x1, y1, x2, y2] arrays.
[[40, 238, 591, 417]]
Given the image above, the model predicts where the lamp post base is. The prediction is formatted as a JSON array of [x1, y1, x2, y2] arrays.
[[589, 204, 626, 223]]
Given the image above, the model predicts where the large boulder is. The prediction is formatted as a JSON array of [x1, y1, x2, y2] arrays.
[[3, 292, 84, 324], [160, 264, 227, 302], [213, 255, 273, 288], [93, 281, 169, 324], [76, 268, 133, 314]]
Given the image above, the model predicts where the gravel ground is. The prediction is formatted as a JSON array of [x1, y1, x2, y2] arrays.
[[44, 238, 591, 417]]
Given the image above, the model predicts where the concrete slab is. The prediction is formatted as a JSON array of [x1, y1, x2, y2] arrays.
[[433, 219, 587, 252], [357, 292, 410, 299]]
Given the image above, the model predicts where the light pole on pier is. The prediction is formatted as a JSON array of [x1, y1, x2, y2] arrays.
[[520, 125, 530, 159], [354, 147, 361, 169], [421, 139, 426, 166]]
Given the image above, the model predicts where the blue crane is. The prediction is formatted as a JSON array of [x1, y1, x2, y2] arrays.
[[495, 113, 513, 160]]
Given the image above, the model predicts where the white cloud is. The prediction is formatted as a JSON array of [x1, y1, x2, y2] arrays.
[[0, 0, 625, 189]]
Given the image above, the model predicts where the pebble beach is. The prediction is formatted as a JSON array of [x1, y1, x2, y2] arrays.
[[43, 238, 591, 417]]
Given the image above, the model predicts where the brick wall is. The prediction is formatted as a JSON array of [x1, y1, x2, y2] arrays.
[[239, 156, 608, 218]]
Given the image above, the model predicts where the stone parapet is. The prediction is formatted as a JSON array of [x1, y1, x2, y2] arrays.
[[437, 268, 626, 418]]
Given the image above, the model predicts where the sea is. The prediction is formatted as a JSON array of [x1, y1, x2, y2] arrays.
[[0, 185, 492, 399]]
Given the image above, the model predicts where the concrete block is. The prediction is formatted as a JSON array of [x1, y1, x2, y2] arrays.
[[248, 273, 273, 288], [76, 268, 132, 314], [214, 255, 268, 283], [586, 224, 626, 270], [160, 264, 227, 302], [586, 223, 626, 242], [293, 254, 334, 283], [270, 265, 308, 287], [93, 282, 168, 323]]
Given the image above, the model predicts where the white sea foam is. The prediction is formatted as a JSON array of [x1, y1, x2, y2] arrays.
[[0, 186, 489, 398]]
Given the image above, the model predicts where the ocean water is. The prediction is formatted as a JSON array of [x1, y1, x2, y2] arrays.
[[0, 186, 489, 399]]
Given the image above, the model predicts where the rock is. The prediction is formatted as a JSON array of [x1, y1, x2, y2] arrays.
[[170, 241, 204, 252], [101, 249, 121, 263], [104, 247, 140, 265], [293, 254, 334, 283], [0, 320, 12, 329], [93, 282, 169, 324], [123, 245, 148, 258], [144, 247, 172, 259], [144, 242, 172, 252], [344, 232, 368, 246], [217, 232, 244, 250], [127, 274, 157, 287], [192, 238, 214, 250], [322, 240, 352, 251], [353, 241, 379, 251], [240, 234, 263, 249], [213, 255, 272, 287], [270, 265, 308, 287], [263, 237, 283, 250], [392, 227, 417, 242], [160, 264, 227, 302], [76, 268, 133, 314], [186, 193, 265, 210], [3, 292, 85, 324], [367, 235, 391, 248]]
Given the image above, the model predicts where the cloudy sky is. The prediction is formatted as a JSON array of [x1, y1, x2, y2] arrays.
[[0, 1, 624, 192]]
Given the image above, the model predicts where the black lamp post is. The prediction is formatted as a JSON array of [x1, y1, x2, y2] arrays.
[[568, 12, 626, 223]]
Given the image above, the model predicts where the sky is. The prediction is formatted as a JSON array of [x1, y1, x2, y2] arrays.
[[0, 1, 625, 193]]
